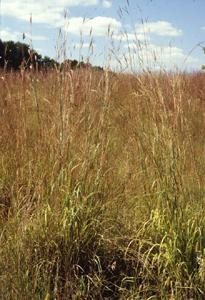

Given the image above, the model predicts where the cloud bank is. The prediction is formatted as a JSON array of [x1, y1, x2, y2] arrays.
[[0, 28, 48, 42], [136, 21, 182, 37], [115, 43, 198, 71], [62, 16, 121, 37], [1, 0, 98, 25]]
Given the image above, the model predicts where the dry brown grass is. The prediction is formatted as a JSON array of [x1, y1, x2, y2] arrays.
[[0, 67, 205, 299]]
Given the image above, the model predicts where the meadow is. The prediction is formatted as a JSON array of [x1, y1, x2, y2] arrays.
[[0, 65, 205, 299]]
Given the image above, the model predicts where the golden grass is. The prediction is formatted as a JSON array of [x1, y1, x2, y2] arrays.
[[0, 67, 205, 299]]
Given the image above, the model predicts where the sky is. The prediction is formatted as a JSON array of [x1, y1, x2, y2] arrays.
[[0, 0, 205, 71]]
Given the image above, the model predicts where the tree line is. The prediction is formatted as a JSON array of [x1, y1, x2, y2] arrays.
[[0, 39, 103, 71], [202, 47, 205, 70]]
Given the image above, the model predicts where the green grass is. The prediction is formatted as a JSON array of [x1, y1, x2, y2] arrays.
[[0, 69, 205, 299]]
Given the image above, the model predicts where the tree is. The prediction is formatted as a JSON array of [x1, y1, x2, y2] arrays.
[[0, 39, 103, 72], [0, 40, 52, 71], [202, 47, 205, 70], [0, 40, 4, 68], [40, 56, 57, 69], [0, 40, 32, 70]]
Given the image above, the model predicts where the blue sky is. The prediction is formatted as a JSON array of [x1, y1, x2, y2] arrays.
[[0, 0, 205, 71]]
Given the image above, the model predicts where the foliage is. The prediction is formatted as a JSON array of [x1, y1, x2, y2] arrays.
[[0, 39, 103, 72], [0, 39, 42, 70]]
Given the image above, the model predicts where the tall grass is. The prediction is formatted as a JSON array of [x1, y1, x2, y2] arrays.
[[0, 63, 205, 299]]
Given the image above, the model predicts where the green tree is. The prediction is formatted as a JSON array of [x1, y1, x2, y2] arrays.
[[0, 40, 46, 70], [202, 47, 205, 70]]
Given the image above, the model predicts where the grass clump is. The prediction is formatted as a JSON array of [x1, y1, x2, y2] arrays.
[[0, 67, 205, 299]]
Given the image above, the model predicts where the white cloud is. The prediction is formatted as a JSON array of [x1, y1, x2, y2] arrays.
[[63, 16, 121, 37], [0, 28, 21, 42], [136, 21, 182, 37], [102, 0, 112, 8], [0, 27, 48, 42], [111, 43, 198, 71], [25, 34, 48, 41], [1, 1, 118, 39], [201, 26, 205, 31], [1, 0, 98, 25], [113, 32, 148, 42], [112, 22, 181, 44], [74, 42, 95, 49]]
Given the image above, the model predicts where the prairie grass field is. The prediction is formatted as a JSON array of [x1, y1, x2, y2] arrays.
[[0, 67, 205, 299]]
